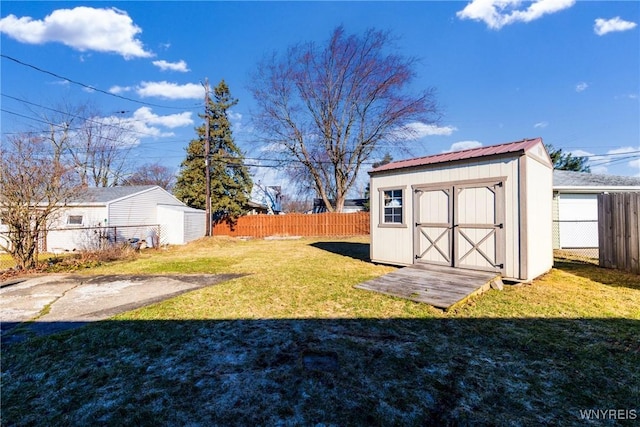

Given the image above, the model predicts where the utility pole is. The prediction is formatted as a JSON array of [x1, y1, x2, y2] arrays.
[[203, 78, 212, 236]]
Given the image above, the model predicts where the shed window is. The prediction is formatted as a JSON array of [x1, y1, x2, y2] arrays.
[[383, 189, 403, 224], [67, 215, 83, 226]]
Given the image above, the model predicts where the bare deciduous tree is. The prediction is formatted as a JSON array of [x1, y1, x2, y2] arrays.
[[249, 26, 439, 211], [0, 134, 84, 269], [67, 106, 135, 187], [34, 100, 135, 187], [124, 162, 176, 191]]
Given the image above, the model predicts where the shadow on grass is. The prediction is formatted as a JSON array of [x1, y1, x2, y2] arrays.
[[310, 241, 370, 262], [2, 317, 639, 426], [554, 260, 640, 291]]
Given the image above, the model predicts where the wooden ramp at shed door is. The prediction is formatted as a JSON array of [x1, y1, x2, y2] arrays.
[[355, 264, 501, 310]]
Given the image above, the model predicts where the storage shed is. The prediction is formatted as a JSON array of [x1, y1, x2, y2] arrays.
[[369, 138, 553, 282], [45, 186, 205, 251]]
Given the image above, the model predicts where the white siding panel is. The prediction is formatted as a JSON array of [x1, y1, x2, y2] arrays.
[[157, 205, 206, 245], [524, 155, 553, 280], [557, 194, 598, 248], [157, 205, 183, 244], [183, 211, 205, 243], [108, 187, 182, 242], [0, 221, 11, 252], [46, 206, 108, 252]]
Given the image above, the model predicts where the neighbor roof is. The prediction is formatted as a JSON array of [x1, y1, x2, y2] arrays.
[[70, 185, 159, 204], [553, 170, 640, 189], [370, 138, 544, 174]]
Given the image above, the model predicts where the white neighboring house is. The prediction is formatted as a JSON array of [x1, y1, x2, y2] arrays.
[[552, 170, 640, 249], [45, 185, 205, 252]]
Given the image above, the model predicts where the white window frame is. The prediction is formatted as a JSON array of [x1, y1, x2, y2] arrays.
[[378, 186, 406, 228], [67, 215, 84, 226]]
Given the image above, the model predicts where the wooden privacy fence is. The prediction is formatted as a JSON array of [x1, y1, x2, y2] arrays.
[[213, 212, 370, 238], [598, 192, 640, 274]]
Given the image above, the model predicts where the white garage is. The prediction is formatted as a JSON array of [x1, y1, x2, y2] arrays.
[[45, 186, 206, 252], [369, 138, 553, 282], [552, 170, 640, 249]]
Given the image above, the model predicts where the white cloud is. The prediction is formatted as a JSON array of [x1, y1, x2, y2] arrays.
[[534, 121, 548, 128], [109, 85, 132, 95], [456, 0, 575, 30], [570, 146, 640, 175], [0, 7, 152, 59], [629, 158, 640, 177], [392, 122, 457, 141], [152, 59, 190, 72], [615, 93, 639, 100], [136, 81, 203, 99], [594, 17, 637, 36], [576, 82, 589, 92], [446, 140, 483, 152], [570, 149, 593, 158], [132, 107, 193, 128], [228, 111, 243, 123], [89, 108, 195, 146]]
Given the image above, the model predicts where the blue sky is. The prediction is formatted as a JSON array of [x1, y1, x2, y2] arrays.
[[1, 1, 639, 195]]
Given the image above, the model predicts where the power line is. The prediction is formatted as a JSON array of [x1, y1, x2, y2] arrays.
[[1, 93, 198, 141], [1, 54, 203, 111]]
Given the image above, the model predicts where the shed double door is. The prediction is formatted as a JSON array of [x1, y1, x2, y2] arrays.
[[413, 179, 506, 274]]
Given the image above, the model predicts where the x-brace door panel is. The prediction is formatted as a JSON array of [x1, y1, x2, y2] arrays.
[[454, 182, 505, 273], [413, 186, 452, 266], [413, 179, 505, 274]]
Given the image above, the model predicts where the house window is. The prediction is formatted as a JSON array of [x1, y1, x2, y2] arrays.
[[67, 215, 83, 226], [383, 189, 403, 224]]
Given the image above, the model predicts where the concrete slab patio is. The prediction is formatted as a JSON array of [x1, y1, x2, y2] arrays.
[[0, 273, 241, 341]]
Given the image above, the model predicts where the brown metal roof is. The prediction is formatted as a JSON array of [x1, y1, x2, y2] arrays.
[[370, 137, 544, 174]]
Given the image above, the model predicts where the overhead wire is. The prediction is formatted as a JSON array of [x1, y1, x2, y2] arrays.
[[1, 93, 198, 142], [3, 54, 638, 174], [1, 54, 204, 111]]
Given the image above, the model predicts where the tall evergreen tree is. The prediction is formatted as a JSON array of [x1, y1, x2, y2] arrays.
[[174, 80, 252, 221]]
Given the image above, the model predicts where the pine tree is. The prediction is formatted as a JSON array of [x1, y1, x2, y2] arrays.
[[545, 144, 591, 172], [174, 80, 252, 221]]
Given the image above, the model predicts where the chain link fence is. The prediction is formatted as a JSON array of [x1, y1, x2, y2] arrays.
[[1, 224, 161, 273], [553, 220, 599, 263]]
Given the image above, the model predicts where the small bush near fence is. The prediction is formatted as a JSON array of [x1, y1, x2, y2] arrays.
[[213, 212, 370, 238]]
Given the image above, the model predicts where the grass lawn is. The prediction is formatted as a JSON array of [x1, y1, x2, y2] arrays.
[[2, 236, 639, 426]]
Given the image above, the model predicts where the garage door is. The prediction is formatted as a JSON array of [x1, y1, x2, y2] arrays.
[[413, 179, 505, 274], [557, 193, 598, 248]]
